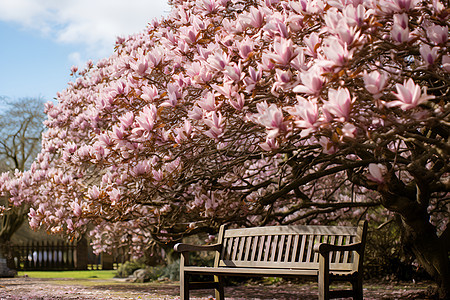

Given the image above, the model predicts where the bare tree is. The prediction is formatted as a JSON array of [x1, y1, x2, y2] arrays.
[[0, 97, 46, 272]]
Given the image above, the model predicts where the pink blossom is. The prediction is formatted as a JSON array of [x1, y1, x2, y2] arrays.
[[188, 106, 204, 121], [240, 6, 265, 28], [237, 37, 254, 60], [162, 83, 182, 107], [343, 4, 365, 27], [273, 69, 292, 91], [70, 65, 78, 75], [174, 119, 193, 143], [141, 85, 158, 102], [98, 134, 113, 147], [224, 62, 245, 82], [319, 137, 336, 154], [286, 96, 319, 133], [303, 32, 321, 58], [186, 61, 212, 84], [119, 111, 134, 129], [130, 56, 149, 76], [198, 92, 219, 111], [322, 38, 353, 67], [387, 78, 435, 110], [323, 7, 342, 33], [179, 25, 198, 44], [229, 93, 245, 111], [254, 103, 288, 138], [199, 0, 224, 14], [367, 163, 386, 183], [426, 24, 448, 45], [290, 49, 307, 71], [88, 186, 101, 200], [260, 137, 279, 151], [383, 0, 419, 12], [132, 160, 151, 176], [203, 111, 225, 139], [152, 169, 164, 181], [393, 13, 409, 29], [341, 123, 357, 139], [362, 70, 388, 98], [70, 202, 83, 217], [391, 14, 410, 43], [290, 0, 324, 13], [261, 55, 275, 70], [136, 105, 157, 132], [293, 66, 325, 95], [212, 81, 237, 98], [265, 38, 297, 66], [207, 50, 230, 71], [165, 157, 181, 174], [28, 207, 37, 218], [243, 66, 262, 92], [419, 44, 439, 66], [323, 87, 353, 122], [442, 55, 450, 73], [390, 24, 410, 43], [336, 22, 360, 45], [108, 188, 121, 206]]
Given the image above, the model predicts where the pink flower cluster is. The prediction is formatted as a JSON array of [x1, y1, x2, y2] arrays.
[[1, 0, 447, 255]]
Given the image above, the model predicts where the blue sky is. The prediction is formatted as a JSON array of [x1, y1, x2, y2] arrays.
[[0, 0, 170, 102]]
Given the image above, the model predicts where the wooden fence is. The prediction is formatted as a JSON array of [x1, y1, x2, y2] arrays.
[[10, 241, 76, 271], [1, 239, 128, 271]]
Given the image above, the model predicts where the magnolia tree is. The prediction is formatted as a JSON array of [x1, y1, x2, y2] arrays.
[[1, 0, 449, 296]]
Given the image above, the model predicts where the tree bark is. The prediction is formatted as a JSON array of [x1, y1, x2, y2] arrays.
[[379, 190, 450, 299], [0, 237, 16, 277]]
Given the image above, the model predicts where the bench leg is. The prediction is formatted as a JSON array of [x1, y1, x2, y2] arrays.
[[214, 275, 224, 300], [318, 252, 330, 300], [180, 271, 190, 300], [352, 278, 363, 300]]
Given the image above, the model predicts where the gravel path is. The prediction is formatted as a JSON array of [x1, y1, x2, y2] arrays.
[[0, 277, 435, 299]]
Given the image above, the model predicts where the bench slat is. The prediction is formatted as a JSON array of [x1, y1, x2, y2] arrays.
[[284, 234, 292, 262], [305, 235, 315, 263], [256, 235, 265, 261], [292, 234, 300, 262], [342, 235, 351, 263], [270, 235, 279, 262], [328, 235, 336, 263], [277, 235, 286, 262], [250, 236, 258, 261], [263, 235, 272, 262]]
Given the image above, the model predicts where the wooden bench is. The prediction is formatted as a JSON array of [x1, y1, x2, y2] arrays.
[[174, 221, 368, 300]]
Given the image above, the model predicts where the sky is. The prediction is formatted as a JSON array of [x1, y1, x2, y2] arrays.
[[0, 0, 171, 102]]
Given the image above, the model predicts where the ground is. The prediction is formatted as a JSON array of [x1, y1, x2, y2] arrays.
[[0, 277, 437, 299]]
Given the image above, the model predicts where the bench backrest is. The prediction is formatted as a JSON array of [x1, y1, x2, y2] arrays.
[[215, 221, 367, 272]]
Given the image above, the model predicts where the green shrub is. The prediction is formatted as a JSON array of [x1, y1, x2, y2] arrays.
[[364, 219, 429, 281], [114, 259, 147, 278]]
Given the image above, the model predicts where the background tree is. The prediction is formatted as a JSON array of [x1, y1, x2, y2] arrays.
[[1, 0, 448, 297], [0, 97, 46, 264]]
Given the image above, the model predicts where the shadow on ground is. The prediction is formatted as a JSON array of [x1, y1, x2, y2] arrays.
[[0, 277, 437, 299]]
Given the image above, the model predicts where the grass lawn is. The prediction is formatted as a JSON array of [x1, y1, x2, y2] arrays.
[[17, 270, 117, 279]]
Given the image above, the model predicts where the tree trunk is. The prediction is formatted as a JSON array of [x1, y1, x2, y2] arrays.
[[380, 192, 450, 299], [399, 213, 450, 299], [0, 237, 16, 277]]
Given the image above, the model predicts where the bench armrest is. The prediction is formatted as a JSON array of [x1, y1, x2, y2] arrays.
[[174, 243, 222, 253], [313, 242, 362, 254]]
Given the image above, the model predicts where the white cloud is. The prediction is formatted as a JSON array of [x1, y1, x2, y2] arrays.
[[0, 0, 171, 58], [68, 52, 84, 67]]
